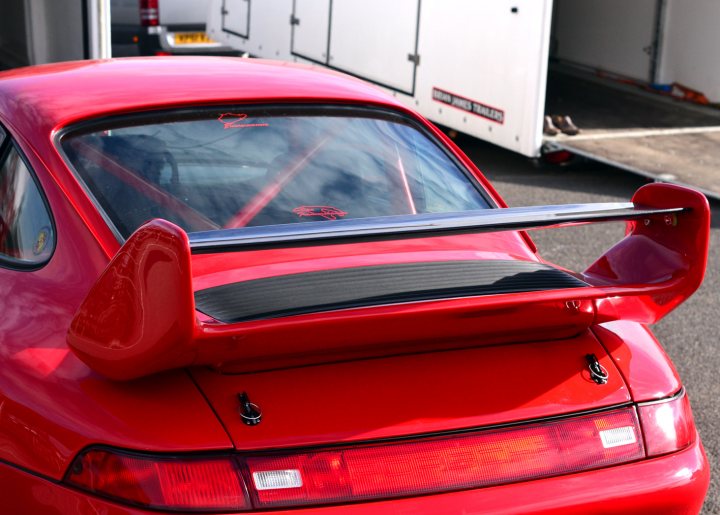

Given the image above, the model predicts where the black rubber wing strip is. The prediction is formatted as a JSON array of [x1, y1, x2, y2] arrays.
[[194, 260, 588, 323]]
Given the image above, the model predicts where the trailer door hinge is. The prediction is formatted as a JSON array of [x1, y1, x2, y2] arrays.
[[407, 53, 420, 65], [221, 8, 229, 15], [290, 15, 300, 26]]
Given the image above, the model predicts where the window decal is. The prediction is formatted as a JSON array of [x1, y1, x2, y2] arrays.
[[218, 113, 269, 129], [33, 226, 52, 255], [293, 206, 348, 221]]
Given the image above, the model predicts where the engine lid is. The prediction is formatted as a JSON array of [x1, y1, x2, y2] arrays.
[[190, 330, 629, 451]]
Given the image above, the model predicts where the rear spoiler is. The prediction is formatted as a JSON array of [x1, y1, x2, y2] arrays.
[[68, 183, 709, 380]]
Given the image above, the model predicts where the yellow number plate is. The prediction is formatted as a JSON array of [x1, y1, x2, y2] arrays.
[[174, 32, 216, 45]]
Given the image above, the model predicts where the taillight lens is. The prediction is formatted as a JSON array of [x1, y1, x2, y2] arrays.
[[65, 449, 249, 510], [66, 408, 645, 510], [638, 390, 696, 457], [139, 0, 159, 26], [245, 408, 643, 508]]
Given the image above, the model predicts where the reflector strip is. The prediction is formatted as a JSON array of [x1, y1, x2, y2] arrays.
[[599, 426, 637, 448], [139, 0, 159, 26]]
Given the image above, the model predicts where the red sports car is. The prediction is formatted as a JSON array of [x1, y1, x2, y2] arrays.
[[0, 57, 710, 513]]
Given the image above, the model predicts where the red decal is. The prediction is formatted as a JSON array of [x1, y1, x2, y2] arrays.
[[218, 113, 269, 129], [293, 206, 348, 221]]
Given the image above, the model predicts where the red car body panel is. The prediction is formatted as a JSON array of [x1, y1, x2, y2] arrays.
[[190, 334, 631, 451], [594, 320, 682, 401], [0, 180, 231, 480], [0, 57, 710, 512]]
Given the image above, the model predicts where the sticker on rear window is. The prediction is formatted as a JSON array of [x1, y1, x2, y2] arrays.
[[218, 113, 269, 129], [33, 227, 51, 255], [293, 206, 348, 221]]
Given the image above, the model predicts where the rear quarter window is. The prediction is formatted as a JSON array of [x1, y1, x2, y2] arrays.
[[0, 145, 54, 266]]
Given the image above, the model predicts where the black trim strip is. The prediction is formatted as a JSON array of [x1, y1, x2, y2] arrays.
[[71, 401, 636, 462], [194, 260, 588, 323], [81, 0, 90, 59], [637, 387, 685, 406], [189, 204, 685, 254]]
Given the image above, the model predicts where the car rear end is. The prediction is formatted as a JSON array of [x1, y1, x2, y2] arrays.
[[57, 339, 709, 513], [58, 214, 710, 511], [29, 59, 709, 513]]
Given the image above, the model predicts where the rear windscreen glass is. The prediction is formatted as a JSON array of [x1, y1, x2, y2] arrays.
[[60, 107, 491, 238]]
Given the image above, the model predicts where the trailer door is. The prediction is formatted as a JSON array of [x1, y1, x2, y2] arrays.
[[223, 0, 251, 39], [291, 0, 331, 62], [412, 1, 553, 157], [208, 0, 553, 157], [291, 0, 419, 94], [329, 0, 419, 95]]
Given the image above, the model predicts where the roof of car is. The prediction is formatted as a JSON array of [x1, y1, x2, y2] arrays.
[[0, 57, 405, 134]]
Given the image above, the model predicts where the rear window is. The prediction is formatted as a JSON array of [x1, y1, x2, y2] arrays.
[[60, 106, 491, 238]]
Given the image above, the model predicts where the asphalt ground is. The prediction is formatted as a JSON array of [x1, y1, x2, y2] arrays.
[[455, 134, 719, 513]]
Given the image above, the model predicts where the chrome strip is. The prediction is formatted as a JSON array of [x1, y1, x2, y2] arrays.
[[636, 388, 685, 407], [188, 203, 686, 254]]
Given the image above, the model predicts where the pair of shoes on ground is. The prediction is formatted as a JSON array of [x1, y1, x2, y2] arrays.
[[544, 115, 580, 136]]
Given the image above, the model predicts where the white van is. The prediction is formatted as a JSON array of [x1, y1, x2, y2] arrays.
[[112, 0, 234, 56]]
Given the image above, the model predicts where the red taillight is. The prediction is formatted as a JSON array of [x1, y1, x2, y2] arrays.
[[244, 408, 643, 508], [66, 408, 645, 510], [639, 390, 696, 457], [139, 0, 159, 26], [65, 449, 249, 510]]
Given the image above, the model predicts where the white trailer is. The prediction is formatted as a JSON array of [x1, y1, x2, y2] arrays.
[[207, 0, 720, 197], [0, 0, 111, 69]]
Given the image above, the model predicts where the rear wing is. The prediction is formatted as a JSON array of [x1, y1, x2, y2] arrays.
[[68, 183, 710, 380]]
